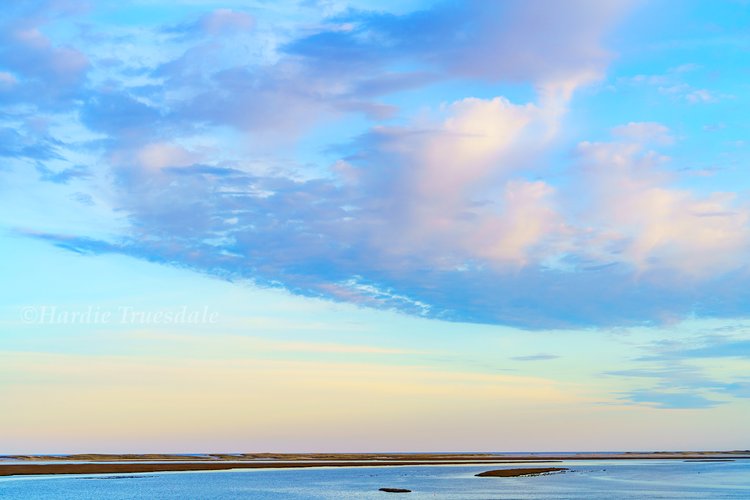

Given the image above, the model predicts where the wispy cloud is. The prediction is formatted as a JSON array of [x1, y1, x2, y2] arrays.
[[607, 331, 750, 409], [623, 390, 719, 409], [511, 354, 560, 362]]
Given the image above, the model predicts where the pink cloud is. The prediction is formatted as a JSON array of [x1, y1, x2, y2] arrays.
[[576, 138, 750, 277], [199, 9, 255, 35]]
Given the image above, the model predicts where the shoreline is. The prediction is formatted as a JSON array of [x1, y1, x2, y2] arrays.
[[4, 451, 750, 462]]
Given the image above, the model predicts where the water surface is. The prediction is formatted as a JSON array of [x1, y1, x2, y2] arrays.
[[1, 459, 748, 499]]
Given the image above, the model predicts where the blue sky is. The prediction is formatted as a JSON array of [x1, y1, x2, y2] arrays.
[[1, 0, 750, 452]]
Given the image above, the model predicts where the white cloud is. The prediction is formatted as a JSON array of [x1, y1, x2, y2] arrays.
[[686, 89, 717, 104], [612, 122, 673, 146], [467, 180, 562, 265], [349, 92, 570, 269], [576, 139, 750, 277]]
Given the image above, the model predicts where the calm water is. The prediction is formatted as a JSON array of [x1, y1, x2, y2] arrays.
[[1, 460, 749, 499]]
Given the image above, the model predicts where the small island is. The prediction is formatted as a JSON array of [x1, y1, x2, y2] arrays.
[[475, 467, 568, 477]]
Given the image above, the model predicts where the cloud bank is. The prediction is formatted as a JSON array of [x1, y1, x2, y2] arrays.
[[4, 0, 750, 328]]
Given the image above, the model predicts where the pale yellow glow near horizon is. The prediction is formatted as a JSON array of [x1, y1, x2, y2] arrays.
[[1, 349, 583, 452], [3, 348, 748, 454]]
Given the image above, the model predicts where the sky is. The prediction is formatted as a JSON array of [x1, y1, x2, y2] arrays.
[[1, 0, 749, 453]]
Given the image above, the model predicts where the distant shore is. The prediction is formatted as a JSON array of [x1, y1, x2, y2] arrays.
[[1, 452, 748, 477]]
